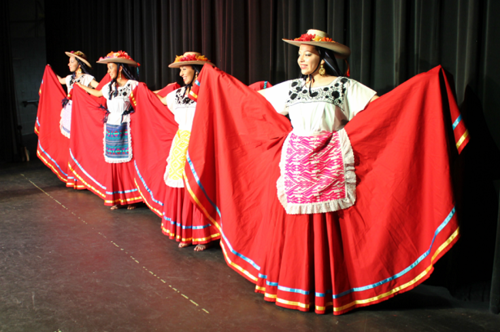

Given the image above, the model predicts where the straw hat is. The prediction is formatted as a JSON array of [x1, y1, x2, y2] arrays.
[[282, 29, 351, 59], [96, 50, 139, 67], [65, 51, 92, 68], [168, 52, 215, 68]]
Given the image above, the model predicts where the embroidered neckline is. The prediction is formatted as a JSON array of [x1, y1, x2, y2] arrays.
[[175, 87, 196, 106], [286, 77, 349, 106], [69, 74, 89, 88], [303, 76, 344, 90], [109, 80, 135, 99]]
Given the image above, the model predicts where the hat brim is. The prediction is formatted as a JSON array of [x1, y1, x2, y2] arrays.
[[168, 61, 215, 68], [96, 58, 138, 67], [282, 39, 351, 59], [65, 52, 92, 68]]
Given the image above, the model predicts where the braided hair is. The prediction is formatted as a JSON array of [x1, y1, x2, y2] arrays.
[[108, 63, 139, 99], [71, 58, 92, 79], [185, 65, 203, 90], [317, 47, 342, 76]]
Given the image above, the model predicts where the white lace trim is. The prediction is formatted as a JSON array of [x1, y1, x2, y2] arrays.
[[165, 177, 185, 188]]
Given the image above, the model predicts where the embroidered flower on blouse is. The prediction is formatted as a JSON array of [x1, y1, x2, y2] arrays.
[[287, 78, 348, 106], [109, 81, 134, 100]]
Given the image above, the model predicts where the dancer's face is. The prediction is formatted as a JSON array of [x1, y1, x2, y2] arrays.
[[107, 63, 121, 80], [68, 56, 79, 73], [179, 66, 195, 85], [297, 44, 322, 76]]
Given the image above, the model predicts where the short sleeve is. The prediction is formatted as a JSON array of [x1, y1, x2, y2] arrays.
[[81, 74, 96, 87], [65, 75, 72, 86], [259, 80, 293, 115], [345, 80, 377, 118], [100, 83, 111, 101], [165, 89, 178, 114], [128, 80, 139, 90]]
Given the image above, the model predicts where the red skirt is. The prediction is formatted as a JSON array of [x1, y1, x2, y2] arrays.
[[37, 65, 112, 193], [253, 209, 458, 314], [66, 151, 86, 190], [103, 162, 143, 206], [35, 65, 73, 186], [161, 186, 220, 245], [185, 65, 467, 315]]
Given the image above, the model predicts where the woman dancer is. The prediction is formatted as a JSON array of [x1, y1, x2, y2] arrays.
[[260, 29, 378, 213], [157, 52, 220, 251], [76, 51, 142, 210], [255, 28, 380, 311], [35, 51, 100, 188], [57, 51, 98, 138], [184, 29, 465, 314]]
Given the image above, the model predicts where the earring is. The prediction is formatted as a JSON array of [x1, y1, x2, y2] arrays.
[[76, 67, 82, 74], [118, 71, 122, 80], [319, 64, 326, 76]]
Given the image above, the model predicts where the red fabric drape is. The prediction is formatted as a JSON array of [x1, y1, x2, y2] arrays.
[[69, 81, 142, 206], [131, 82, 180, 217], [184, 64, 467, 315], [35, 65, 69, 183], [35, 66, 111, 188], [131, 82, 222, 245]]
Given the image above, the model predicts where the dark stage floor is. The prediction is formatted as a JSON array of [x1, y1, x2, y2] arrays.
[[2, 154, 500, 331]]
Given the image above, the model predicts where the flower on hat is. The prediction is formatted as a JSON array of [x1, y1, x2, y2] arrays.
[[174, 53, 211, 63], [99, 50, 133, 61], [294, 34, 335, 42], [98, 50, 140, 66]]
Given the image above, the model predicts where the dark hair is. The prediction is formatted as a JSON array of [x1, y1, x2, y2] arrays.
[[71, 58, 92, 79], [108, 63, 139, 99], [316, 47, 342, 76], [184, 64, 203, 89]]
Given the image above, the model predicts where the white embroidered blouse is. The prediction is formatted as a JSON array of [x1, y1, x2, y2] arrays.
[[260, 76, 377, 214], [101, 80, 139, 125], [165, 86, 197, 131], [260, 76, 376, 134], [65, 74, 95, 94]]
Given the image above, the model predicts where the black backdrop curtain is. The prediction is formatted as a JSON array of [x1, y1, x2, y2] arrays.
[[0, 1, 22, 163], [44, 0, 500, 313]]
